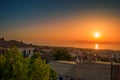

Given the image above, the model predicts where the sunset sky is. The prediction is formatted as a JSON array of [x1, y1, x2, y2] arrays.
[[0, 0, 120, 45]]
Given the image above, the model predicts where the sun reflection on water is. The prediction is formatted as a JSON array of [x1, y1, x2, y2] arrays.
[[95, 43, 99, 49]]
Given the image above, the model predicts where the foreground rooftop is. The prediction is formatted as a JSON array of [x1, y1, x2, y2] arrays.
[[49, 61, 113, 80]]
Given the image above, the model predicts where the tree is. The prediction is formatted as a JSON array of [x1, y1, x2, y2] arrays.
[[29, 54, 50, 80], [0, 55, 6, 79], [0, 46, 57, 80], [54, 48, 72, 61], [0, 46, 29, 80], [49, 68, 57, 80]]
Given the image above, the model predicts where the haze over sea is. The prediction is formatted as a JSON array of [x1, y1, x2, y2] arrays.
[[39, 43, 120, 50]]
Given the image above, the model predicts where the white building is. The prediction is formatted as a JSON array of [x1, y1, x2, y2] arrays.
[[18, 47, 35, 57]]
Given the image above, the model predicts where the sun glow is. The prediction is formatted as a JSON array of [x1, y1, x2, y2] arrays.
[[94, 32, 100, 38]]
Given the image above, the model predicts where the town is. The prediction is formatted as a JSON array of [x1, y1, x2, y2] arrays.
[[0, 38, 120, 80]]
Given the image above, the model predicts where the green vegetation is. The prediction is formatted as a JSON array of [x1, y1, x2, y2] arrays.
[[0, 46, 57, 80], [49, 68, 57, 80], [54, 48, 72, 61]]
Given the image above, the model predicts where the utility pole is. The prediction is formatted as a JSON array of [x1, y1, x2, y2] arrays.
[[111, 54, 114, 80]]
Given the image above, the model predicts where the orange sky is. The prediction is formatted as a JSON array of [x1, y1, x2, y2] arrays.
[[3, 10, 120, 45]]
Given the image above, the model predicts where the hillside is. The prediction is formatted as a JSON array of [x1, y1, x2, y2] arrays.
[[0, 38, 33, 48]]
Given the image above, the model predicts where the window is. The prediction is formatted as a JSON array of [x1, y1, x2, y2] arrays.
[[59, 77, 63, 80], [23, 50, 26, 57], [29, 50, 31, 55]]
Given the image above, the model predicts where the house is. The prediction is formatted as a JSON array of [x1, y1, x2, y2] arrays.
[[49, 61, 120, 80], [18, 47, 35, 57], [112, 65, 120, 80], [0, 47, 35, 57], [49, 61, 76, 80], [0, 38, 35, 57], [0, 47, 7, 55]]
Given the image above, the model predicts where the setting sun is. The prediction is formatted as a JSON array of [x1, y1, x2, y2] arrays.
[[94, 32, 100, 38]]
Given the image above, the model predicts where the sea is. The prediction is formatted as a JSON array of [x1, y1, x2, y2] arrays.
[[45, 43, 120, 50]]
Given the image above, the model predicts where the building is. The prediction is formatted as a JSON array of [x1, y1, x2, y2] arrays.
[[113, 65, 120, 80], [0, 47, 35, 57], [18, 47, 35, 57], [0, 47, 7, 55], [49, 61, 120, 80], [49, 61, 76, 80]]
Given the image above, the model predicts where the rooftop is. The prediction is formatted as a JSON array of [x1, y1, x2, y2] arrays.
[[49, 61, 112, 80]]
